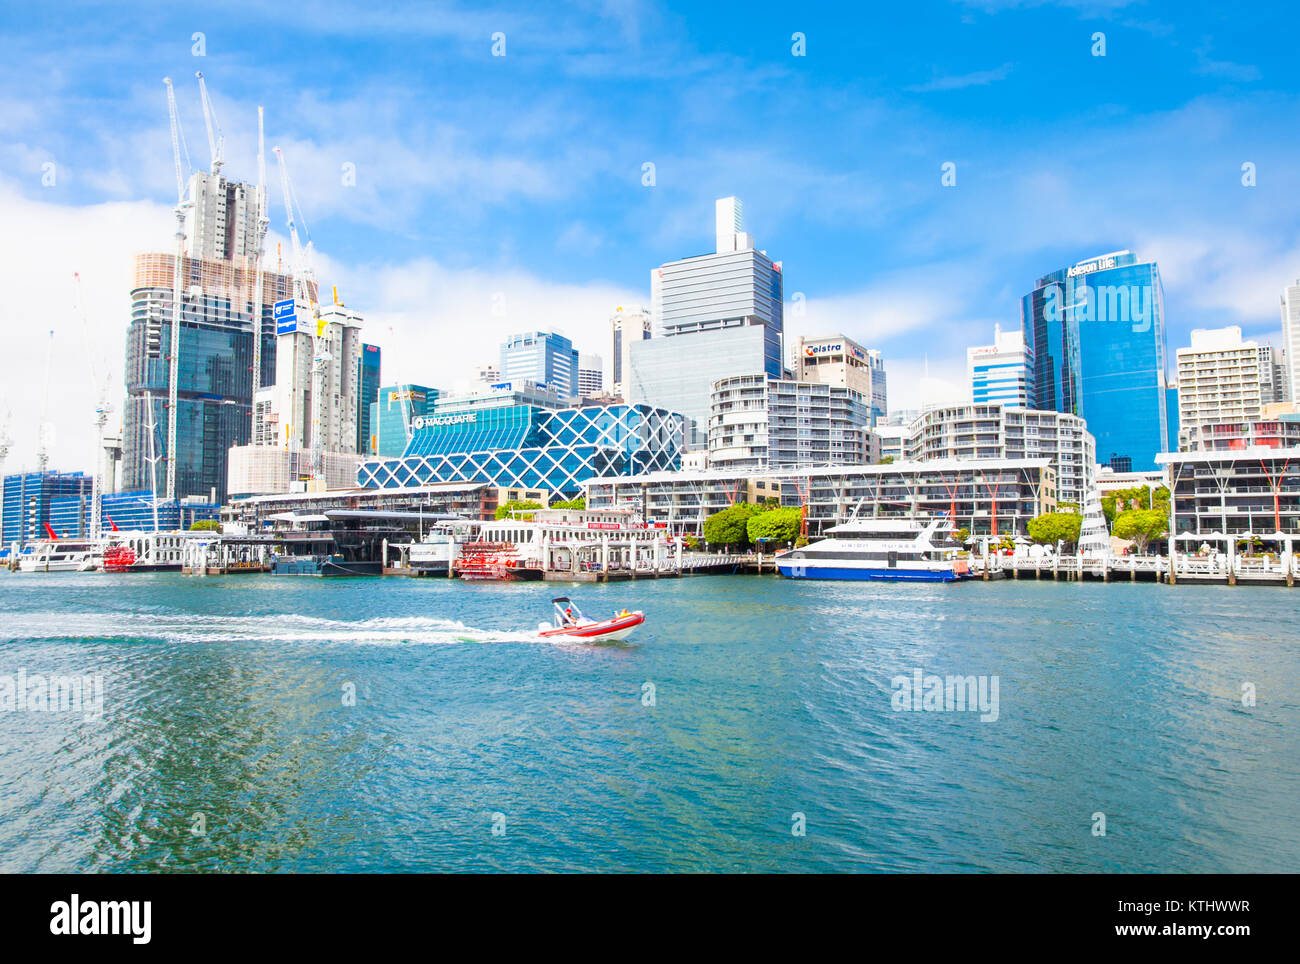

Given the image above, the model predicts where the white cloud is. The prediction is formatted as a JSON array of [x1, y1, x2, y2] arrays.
[[0, 177, 644, 477]]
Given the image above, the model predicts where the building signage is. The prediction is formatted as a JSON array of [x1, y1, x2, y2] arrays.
[[273, 299, 298, 335], [805, 343, 843, 357], [587, 522, 622, 530], [411, 413, 476, 430], [1066, 255, 1117, 278], [490, 382, 513, 391]]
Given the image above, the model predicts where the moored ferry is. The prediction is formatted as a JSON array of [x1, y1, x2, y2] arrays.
[[774, 516, 970, 582], [17, 540, 100, 573]]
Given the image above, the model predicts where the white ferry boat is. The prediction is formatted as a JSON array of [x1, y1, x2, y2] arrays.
[[774, 516, 970, 582], [16, 543, 98, 574], [17, 540, 100, 573]]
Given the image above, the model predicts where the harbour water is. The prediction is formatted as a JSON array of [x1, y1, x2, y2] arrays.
[[1, 573, 1297, 873]]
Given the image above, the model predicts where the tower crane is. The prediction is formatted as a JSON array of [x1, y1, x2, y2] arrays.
[[249, 107, 270, 408], [74, 272, 112, 539], [36, 330, 54, 474], [273, 146, 329, 482], [162, 77, 192, 503], [195, 71, 224, 176]]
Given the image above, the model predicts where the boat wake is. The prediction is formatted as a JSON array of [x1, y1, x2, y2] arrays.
[[3, 611, 559, 648]]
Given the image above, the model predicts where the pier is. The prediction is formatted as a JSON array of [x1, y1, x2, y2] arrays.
[[970, 552, 1300, 586]]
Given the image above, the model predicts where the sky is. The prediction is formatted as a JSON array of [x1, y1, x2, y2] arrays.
[[1, 0, 1298, 471]]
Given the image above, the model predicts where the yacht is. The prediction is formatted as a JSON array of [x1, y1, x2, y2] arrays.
[[774, 516, 970, 582], [17, 541, 100, 573]]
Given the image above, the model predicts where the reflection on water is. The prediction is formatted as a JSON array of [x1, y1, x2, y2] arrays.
[[0, 573, 1296, 872]]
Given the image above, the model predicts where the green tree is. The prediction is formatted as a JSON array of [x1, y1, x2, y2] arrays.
[[190, 519, 221, 532], [1027, 512, 1082, 547], [955, 527, 971, 545], [1102, 485, 1169, 524], [702, 503, 762, 549], [549, 496, 585, 510], [1112, 508, 1168, 553], [495, 499, 542, 520], [747, 506, 802, 546], [878, 455, 896, 464]]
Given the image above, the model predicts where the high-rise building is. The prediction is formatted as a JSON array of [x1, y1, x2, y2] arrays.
[[1280, 281, 1300, 407], [2, 471, 91, 545], [610, 306, 651, 397], [1259, 343, 1291, 405], [500, 331, 580, 400], [708, 375, 878, 470], [905, 404, 1096, 506], [122, 254, 298, 503], [122, 167, 300, 503], [967, 325, 1034, 407], [358, 344, 381, 454], [577, 353, 604, 396], [1022, 250, 1169, 471], [792, 334, 887, 424], [629, 197, 784, 447], [1175, 327, 1265, 449]]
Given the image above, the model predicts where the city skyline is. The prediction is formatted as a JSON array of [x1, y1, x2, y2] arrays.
[[3, 0, 1299, 472]]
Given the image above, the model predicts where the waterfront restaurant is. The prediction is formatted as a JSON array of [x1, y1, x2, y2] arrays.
[[1158, 447, 1300, 538], [583, 458, 1055, 538]]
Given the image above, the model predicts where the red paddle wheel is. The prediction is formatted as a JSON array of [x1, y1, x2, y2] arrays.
[[102, 544, 137, 572]]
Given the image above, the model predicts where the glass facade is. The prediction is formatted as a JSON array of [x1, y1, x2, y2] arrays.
[[372, 384, 438, 458], [2, 472, 91, 545], [627, 325, 771, 448], [357, 344, 382, 453], [1021, 251, 1169, 471], [122, 287, 259, 503], [499, 331, 580, 399], [358, 402, 683, 496]]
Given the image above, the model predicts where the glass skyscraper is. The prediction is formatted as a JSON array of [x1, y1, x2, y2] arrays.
[[499, 331, 580, 400], [1021, 250, 1169, 471], [357, 343, 382, 453]]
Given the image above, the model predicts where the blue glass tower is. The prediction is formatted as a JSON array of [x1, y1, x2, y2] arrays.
[[1021, 251, 1169, 471], [357, 344, 382, 453]]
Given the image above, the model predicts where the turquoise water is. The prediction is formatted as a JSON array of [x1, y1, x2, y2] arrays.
[[0, 572, 1296, 873]]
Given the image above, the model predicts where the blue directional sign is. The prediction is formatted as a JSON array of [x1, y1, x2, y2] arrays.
[[274, 299, 297, 335]]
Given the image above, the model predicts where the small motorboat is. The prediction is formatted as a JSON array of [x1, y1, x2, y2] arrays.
[[538, 596, 645, 641]]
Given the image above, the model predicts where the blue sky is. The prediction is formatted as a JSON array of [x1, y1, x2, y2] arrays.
[[1, 0, 1297, 466]]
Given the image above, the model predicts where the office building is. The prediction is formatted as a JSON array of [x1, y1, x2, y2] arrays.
[[358, 387, 683, 497], [500, 331, 580, 400], [792, 335, 887, 424], [1259, 344, 1291, 405], [968, 325, 1034, 407], [610, 306, 651, 398], [1022, 250, 1169, 471], [2, 471, 92, 545], [874, 424, 909, 462], [1281, 281, 1300, 409], [708, 375, 878, 470], [578, 353, 604, 396], [1175, 327, 1265, 449], [906, 404, 1095, 506], [583, 459, 1055, 539], [628, 197, 784, 446], [122, 166, 303, 503], [370, 384, 439, 458], [358, 344, 381, 454]]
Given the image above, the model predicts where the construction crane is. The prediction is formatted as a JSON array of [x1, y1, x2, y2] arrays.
[[36, 330, 54, 474], [162, 77, 192, 503], [195, 71, 224, 176], [74, 272, 112, 539], [273, 146, 329, 482], [249, 106, 270, 407]]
